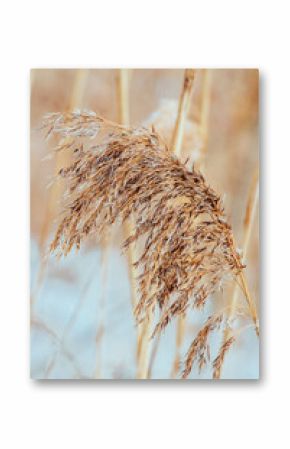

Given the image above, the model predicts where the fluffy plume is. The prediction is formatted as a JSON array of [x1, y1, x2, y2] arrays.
[[42, 110, 244, 377], [212, 335, 235, 379], [182, 313, 224, 378]]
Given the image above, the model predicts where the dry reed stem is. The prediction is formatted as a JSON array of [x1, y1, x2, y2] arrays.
[[136, 307, 154, 379], [170, 69, 195, 378], [43, 110, 244, 378], [170, 69, 195, 157], [147, 330, 161, 378], [213, 168, 259, 379], [95, 243, 110, 378], [115, 69, 148, 378], [172, 69, 213, 378], [117, 69, 130, 126], [171, 313, 186, 378], [94, 69, 135, 377], [116, 69, 138, 310], [138, 69, 195, 378], [231, 168, 259, 333], [116, 69, 150, 379], [197, 69, 212, 170]]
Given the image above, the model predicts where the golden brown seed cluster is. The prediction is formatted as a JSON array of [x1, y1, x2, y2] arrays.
[[42, 110, 244, 378], [212, 335, 235, 379], [182, 313, 224, 378]]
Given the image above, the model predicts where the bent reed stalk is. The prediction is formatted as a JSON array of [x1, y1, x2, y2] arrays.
[[170, 69, 195, 378], [213, 168, 259, 379], [116, 69, 149, 378], [139, 69, 196, 379], [172, 69, 212, 378]]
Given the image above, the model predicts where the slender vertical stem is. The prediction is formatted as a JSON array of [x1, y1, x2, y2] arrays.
[[116, 69, 154, 379], [116, 69, 138, 308], [170, 69, 195, 157], [232, 169, 259, 333], [116, 70, 149, 379], [95, 240, 110, 378], [92, 70, 133, 377], [214, 168, 259, 378], [152, 69, 196, 379], [136, 307, 154, 379], [171, 312, 186, 378], [117, 69, 130, 126], [171, 69, 215, 379], [197, 69, 212, 170]]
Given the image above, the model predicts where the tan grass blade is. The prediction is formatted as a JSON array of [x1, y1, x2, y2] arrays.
[[152, 69, 196, 378], [170, 69, 195, 157], [213, 168, 259, 379], [197, 69, 212, 170], [116, 69, 138, 310], [115, 69, 150, 379], [95, 241, 110, 378], [135, 70, 196, 379], [172, 69, 214, 379]]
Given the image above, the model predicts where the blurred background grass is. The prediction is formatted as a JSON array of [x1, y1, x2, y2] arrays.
[[30, 69, 259, 379]]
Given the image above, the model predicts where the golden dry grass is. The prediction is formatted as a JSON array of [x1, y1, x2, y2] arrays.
[[42, 109, 251, 377], [31, 69, 259, 380]]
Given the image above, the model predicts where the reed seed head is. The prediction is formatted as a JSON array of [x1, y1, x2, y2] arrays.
[[42, 110, 244, 377], [212, 335, 235, 379]]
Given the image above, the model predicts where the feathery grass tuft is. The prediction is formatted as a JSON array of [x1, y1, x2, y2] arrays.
[[43, 110, 245, 376]]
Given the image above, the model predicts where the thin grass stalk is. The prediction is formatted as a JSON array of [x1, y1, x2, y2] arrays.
[[146, 69, 196, 378], [213, 168, 259, 378], [139, 70, 196, 378], [116, 69, 138, 310], [171, 312, 186, 378], [117, 69, 130, 126], [172, 69, 207, 378], [197, 69, 212, 170], [43, 259, 98, 379], [95, 241, 110, 378], [170, 69, 195, 157], [32, 70, 89, 302], [230, 167, 259, 334], [147, 331, 161, 379], [117, 69, 148, 378], [115, 69, 150, 379], [136, 306, 154, 379]]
